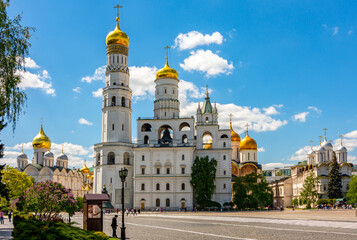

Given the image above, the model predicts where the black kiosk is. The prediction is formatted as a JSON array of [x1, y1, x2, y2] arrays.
[[83, 194, 110, 231]]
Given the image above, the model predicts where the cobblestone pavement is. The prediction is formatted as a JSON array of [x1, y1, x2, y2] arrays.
[[71, 210, 357, 240]]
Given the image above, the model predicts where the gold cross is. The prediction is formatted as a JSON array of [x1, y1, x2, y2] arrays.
[[62, 144, 64, 153], [22, 143, 24, 153], [229, 113, 233, 122], [322, 128, 328, 140], [40, 117, 43, 125], [318, 136, 322, 145], [310, 140, 313, 149], [164, 45, 170, 60], [205, 85, 209, 97], [340, 135, 343, 145], [245, 123, 250, 133], [114, 4, 123, 18]]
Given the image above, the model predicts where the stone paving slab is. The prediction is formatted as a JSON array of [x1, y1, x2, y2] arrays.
[[0, 217, 13, 240]]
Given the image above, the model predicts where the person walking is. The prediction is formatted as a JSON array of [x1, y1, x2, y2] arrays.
[[0, 210, 4, 224], [111, 215, 118, 238], [8, 211, 12, 222]]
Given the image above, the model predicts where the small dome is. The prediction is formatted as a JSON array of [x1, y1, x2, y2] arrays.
[[321, 140, 333, 149], [337, 145, 347, 151], [230, 123, 240, 142], [156, 61, 178, 80], [57, 153, 68, 161], [17, 152, 28, 160], [81, 164, 90, 174], [316, 145, 325, 152], [106, 17, 129, 47], [32, 124, 51, 149], [44, 151, 54, 158], [239, 132, 257, 150]]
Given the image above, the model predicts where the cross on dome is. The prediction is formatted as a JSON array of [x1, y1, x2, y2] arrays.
[[164, 45, 171, 61], [114, 4, 123, 18], [323, 128, 328, 140], [318, 136, 322, 145], [340, 135, 344, 145], [310, 140, 313, 149]]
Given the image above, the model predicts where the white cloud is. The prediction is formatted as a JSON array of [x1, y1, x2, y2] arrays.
[[258, 147, 265, 152], [344, 130, 357, 139], [288, 145, 311, 161], [262, 163, 293, 170], [263, 106, 281, 115], [293, 112, 309, 122], [348, 29, 353, 35], [72, 87, 81, 93], [174, 31, 224, 50], [3, 151, 21, 158], [81, 66, 106, 83], [92, 88, 103, 98], [78, 118, 93, 126], [308, 106, 322, 114], [180, 49, 234, 77], [24, 57, 40, 69], [17, 62, 55, 96], [129, 66, 157, 99], [322, 24, 339, 36]]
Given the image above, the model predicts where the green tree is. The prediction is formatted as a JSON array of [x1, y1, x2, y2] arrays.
[[75, 196, 84, 211], [300, 172, 319, 209], [1, 165, 33, 201], [347, 175, 357, 204], [190, 156, 217, 206], [0, 164, 9, 201], [233, 172, 273, 209], [327, 155, 343, 199], [0, 0, 34, 130]]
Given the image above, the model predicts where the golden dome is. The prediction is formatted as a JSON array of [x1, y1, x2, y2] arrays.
[[80, 164, 90, 174], [230, 121, 240, 142], [32, 124, 51, 149], [203, 139, 212, 149], [106, 17, 129, 47], [239, 129, 257, 151], [156, 60, 178, 80]]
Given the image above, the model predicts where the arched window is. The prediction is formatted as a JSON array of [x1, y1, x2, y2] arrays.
[[182, 135, 188, 144], [182, 155, 185, 160], [166, 199, 170, 207], [156, 183, 160, 191], [202, 132, 213, 149], [206, 117, 209, 123], [181, 183, 185, 190], [121, 56, 123, 63], [141, 123, 152, 132], [141, 184, 145, 191], [96, 153, 100, 166], [117, 56, 119, 63], [112, 124, 115, 130], [166, 168, 170, 174], [179, 122, 190, 131], [254, 153, 256, 160], [107, 152, 115, 165], [124, 152, 130, 165], [224, 170, 226, 175], [122, 124, 124, 131], [166, 183, 170, 190], [223, 142, 226, 147], [221, 134, 228, 138], [248, 152, 250, 161], [142, 155, 145, 161], [223, 155, 226, 160], [156, 199, 160, 207], [113, 82, 116, 85], [144, 135, 149, 144], [156, 168, 160, 174], [121, 97, 125, 107], [141, 168, 145, 175], [111, 96, 116, 106], [164, 89, 167, 94], [223, 184, 226, 189]]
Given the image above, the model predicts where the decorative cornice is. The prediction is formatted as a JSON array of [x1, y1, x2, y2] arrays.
[[107, 45, 128, 55]]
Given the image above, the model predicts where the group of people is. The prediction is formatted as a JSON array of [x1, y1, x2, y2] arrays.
[[115, 208, 140, 216], [0, 210, 12, 224]]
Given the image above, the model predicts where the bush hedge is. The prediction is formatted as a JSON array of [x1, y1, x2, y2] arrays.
[[12, 216, 108, 240]]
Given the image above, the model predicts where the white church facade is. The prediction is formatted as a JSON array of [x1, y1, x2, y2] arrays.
[[93, 8, 260, 210]]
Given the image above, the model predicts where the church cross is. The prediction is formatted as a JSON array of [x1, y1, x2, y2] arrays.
[[229, 113, 233, 122], [245, 123, 250, 133], [310, 140, 313, 149], [340, 135, 343, 145], [40, 117, 43, 125], [164, 45, 170, 60], [114, 4, 123, 18], [318, 136, 322, 145], [323, 128, 328, 140]]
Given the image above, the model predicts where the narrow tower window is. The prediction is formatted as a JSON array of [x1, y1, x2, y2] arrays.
[[122, 124, 124, 131], [112, 124, 115, 130]]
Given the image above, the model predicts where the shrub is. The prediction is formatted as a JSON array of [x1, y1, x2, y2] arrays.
[[329, 199, 336, 205], [12, 216, 108, 240], [317, 199, 329, 205]]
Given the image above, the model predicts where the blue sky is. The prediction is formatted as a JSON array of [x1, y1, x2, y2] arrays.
[[2, 0, 357, 169]]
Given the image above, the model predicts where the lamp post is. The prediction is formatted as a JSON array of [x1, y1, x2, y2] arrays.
[[68, 188, 72, 223], [119, 168, 128, 240]]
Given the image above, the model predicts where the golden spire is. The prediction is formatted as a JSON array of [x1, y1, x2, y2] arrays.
[[229, 113, 233, 128], [318, 136, 322, 145], [114, 4, 123, 29], [206, 85, 209, 98], [310, 140, 313, 150], [164, 45, 170, 66], [323, 128, 328, 141], [340, 135, 343, 146]]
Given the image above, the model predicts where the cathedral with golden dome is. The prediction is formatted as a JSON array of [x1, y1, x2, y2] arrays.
[[93, 5, 260, 210], [16, 124, 93, 198]]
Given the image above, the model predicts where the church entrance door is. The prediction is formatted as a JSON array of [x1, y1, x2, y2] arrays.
[[181, 202, 185, 209], [141, 202, 145, 210]]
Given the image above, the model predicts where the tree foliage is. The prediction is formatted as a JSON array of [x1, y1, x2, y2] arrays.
[[300, 172, 319, 209], [0, 0, 34, 130], [1, 165, 33, 202], [16, 181, 77, 221], [347, 175, 357, 204], [327, 155, 343, 199], [190, 156, 217, 206], [0, 164, 8, 201], [232, 172, 273, 209]]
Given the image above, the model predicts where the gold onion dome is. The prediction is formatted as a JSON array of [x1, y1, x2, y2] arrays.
[[230, 122, 240, 142], [80, 164, 90, 174], [239, 128, 257, 150], [32, 124, 51, 149], [106, 17, 129, 47], [156, 61, 179, 80]]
